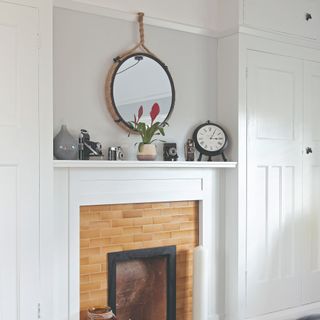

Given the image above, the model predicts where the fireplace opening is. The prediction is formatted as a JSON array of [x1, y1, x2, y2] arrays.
[[108, 246, 176, 320]]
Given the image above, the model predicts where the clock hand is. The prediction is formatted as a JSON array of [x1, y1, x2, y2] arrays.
[[210, 129, 216, 139]]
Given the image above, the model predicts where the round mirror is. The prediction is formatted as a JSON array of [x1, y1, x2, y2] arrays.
[[106, 53, 175, 131]]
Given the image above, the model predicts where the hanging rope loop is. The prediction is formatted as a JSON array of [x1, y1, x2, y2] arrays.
[[113, 12, 155, 61], [138, 12, 145, 45]]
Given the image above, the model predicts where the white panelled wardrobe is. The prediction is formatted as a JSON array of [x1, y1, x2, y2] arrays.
[[0, 3, 40, 318], [219, 9, 320, 320], [0, 1, 52, 319]]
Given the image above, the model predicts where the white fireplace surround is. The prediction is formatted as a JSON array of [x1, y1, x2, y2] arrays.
[[53, 160, 237, 320]]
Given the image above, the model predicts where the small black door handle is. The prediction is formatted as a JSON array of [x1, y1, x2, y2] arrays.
[[306, 147, 313, 154], [306, 13, 312, 21]]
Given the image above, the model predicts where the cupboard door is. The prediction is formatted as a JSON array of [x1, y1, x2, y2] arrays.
[[0, 2, 39, 319], [244, 0, 319, 41], [302, 61, 320, 304], [246, 50, 303, 317]]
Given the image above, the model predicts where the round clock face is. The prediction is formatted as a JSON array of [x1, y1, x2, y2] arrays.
[[193, 123, 227, 155]]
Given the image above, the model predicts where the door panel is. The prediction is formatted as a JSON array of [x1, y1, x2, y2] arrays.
[[0, 2, 39, 319], [302, 61, 320, 304], [244, 0, 320, 41], [246, 50, 303, 317]]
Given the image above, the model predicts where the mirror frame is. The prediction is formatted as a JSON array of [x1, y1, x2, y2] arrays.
[[105, 52, 175, 132]]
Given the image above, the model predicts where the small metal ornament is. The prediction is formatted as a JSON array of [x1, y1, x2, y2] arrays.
[[185, 139, 195, 161], [108, 146, 124, 161]]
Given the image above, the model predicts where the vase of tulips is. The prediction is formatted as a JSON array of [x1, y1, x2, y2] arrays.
[[128, 102, 167, 161]]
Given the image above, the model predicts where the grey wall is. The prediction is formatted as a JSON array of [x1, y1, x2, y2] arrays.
[[53, 8, 218, 160]]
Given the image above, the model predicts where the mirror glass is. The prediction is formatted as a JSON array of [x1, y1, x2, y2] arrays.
[[109, 53, 175, 129]]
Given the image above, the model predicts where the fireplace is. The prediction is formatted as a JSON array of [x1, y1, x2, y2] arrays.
[[79, 201, 199, 320], [108, 246, 176, 320]]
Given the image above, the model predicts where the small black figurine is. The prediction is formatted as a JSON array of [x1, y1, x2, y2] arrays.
[[163, 143, 178, 161], [185, 139, 195, 161], [78, 129, 103, 160]]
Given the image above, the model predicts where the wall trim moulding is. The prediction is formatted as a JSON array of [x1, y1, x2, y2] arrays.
[[53, 0, 219, 38]]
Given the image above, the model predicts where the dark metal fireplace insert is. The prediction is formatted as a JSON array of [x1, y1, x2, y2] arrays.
[[108, 246, 176, 320]]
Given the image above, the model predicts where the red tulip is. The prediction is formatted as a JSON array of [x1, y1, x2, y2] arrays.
[[150, 103, 160, 124], [138, 105, 143, 122]]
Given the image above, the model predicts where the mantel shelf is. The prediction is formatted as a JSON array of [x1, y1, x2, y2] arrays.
[[53, 160, 237, 169]]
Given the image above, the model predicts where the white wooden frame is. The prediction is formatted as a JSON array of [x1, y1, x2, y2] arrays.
[[53, 165, 236, 320]]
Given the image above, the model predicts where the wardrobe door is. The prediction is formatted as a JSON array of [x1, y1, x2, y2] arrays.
[[0, 2, 39, 319], [246, 50, 303, 317], [302, 60, 320, 304]]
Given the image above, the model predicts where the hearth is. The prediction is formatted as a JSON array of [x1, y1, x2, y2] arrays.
[[108, 246, 176, 320]]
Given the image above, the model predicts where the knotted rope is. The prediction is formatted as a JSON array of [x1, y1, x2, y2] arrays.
[[113, 12, 155, 62]]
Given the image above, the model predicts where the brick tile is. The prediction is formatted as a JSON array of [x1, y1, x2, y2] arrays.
[[80, 264, 101, 275], [89, 238, 112, 248], [132, 217, 153, 226], [153, 216, 172, 224], [123, 226, 143, 235], [102, 245, 123, 253], [100, 227, 123, 236], [111, 235, 134, 244], [80, 229, 100, 239], [112, 219, 133, 227], [152, 232, 171, 240], [163, 223, 180, 231], [80, 239, 90, 248], [123, 210, 143, 219], [133, 234, 153, 242], [142, 224, 163, 233], [101, 211, 122, 220], [90, 272, 106, 282], [80, 247, 100, 258]]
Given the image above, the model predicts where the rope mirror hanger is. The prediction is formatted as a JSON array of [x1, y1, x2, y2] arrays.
[[105, 12, 176, 133]]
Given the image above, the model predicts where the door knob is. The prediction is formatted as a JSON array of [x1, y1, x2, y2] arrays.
[[306, 147, 313, 154]]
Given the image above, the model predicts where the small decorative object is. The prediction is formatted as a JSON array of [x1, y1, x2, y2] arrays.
[[107, 146, 124, 160], [185, 139, 195, 161], [87, 306, 117, 320], [192, 121, 228, 161], [78, 129, 103, 160], [53, 124, 78, 160], [163, 143, 178, 161], [128, 103, 168, 161]]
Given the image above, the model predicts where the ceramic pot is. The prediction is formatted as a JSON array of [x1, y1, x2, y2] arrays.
[[87, 306, 116, 320], [53, 125, 78, 160], [137, 143, 157, 161]]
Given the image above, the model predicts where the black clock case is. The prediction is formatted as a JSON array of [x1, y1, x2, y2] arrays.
[[192, 122, 228, 161]]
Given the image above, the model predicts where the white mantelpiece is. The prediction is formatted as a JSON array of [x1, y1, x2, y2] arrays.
[[53, 160, 237, 168], [53, 162, 236, 320]]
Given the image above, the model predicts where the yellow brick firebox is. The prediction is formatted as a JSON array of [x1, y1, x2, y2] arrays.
[[80, 201, 199, 320]]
